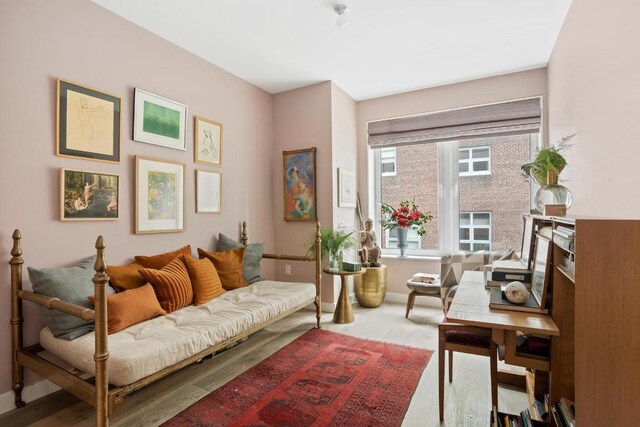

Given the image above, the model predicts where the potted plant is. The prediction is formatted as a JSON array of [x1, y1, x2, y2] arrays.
[[380, 200, 433, 256], [307, 227, 357, 271]]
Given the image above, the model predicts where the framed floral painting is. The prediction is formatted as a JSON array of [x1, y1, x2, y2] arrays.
[[135, 156, 185, 234], [283, 147, 317, 221]]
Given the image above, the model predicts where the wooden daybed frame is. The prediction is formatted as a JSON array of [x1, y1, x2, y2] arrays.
[[9, 222, 322, 426]]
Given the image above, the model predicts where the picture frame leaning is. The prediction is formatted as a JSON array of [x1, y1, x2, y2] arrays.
[[135, 156, 185, 234], [56, 79, 121, 163], [133, 88, 187, 150]]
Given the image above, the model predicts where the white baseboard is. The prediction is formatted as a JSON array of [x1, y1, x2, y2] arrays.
[[0, 379, 60, 415]]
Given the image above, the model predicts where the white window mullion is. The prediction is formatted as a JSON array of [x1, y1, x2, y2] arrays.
[[438, 142, 460, 253]]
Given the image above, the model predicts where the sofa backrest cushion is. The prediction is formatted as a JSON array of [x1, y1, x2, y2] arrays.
[[139, 257, 194, 313], [217, 233, 264, 284], [107, 262, 146, 292], [183, 256, 225, 305], [88, 283, 166, 334], [197, 247, 247, 290], [135, 245, 193, 270], [27, 256, 115, 340]]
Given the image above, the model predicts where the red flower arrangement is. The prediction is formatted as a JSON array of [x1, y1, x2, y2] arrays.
[[380, 200, 433, 236]]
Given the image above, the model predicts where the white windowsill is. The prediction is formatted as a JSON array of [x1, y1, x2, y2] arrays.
[[381, 250, 443, 261]]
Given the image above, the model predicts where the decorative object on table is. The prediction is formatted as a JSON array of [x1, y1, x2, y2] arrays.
[[358, 218, 381, 267], [341, 261, 362, 272], [194, 117, 222, 166], [380, 199, 433, 256], [56, 79, 121, 163], [306, 227, 356, 271], [337, 167, 356, 207], [283, 147, 317, 221], [521, 134, 575, 213], [135, 156, 185, 234], [543, 203, 567, 216], [162, 328, 432, 427], [133, 88, 187, 150], [60, 168, 119, 221], [354, 264, 387, 308], [324, 268, 365, 323], [195, 170, 221, 213], [504, 281, 530, 304]]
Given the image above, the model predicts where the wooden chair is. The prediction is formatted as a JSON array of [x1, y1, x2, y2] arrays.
[[438, 321, 498, 422]]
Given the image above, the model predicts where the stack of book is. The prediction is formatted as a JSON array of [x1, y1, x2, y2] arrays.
[[491, 408, 547, 427], [488, 258, 531, 289], [551, 398, 575, 427], [553, 225, 575, 253], [410, 273, 439, 284]]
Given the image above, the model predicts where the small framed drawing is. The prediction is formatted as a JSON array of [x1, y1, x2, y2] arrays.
[[194, 117, 223, 166], [135, 156, 185, 234], [283, 147, 317, 221], [133, 88, 187, 150], [338, 168, 356, 208], [60, 168, 119, 221], [196, 170, 221, 213], [56, 79, 121, 163]]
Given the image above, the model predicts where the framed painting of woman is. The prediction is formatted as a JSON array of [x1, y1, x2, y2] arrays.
[[283, 147, 317, 221]]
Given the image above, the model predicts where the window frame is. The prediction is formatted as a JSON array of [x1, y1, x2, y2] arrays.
[[459, 211, 492, 252], [380, 147, 397, 177], [385, 227, 422, 250], [459, 146, 491, 176]]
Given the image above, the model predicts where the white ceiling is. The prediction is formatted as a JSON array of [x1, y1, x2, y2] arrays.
[[92, 0, 572, 101]]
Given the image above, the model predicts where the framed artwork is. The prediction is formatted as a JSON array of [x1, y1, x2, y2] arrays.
[[338, 168, 356, 208], [283, 147, 317, 221], [196, 170, 221, 213], [60, 168, 119, 221], [194, 117, 223, 166], [135, 156, 185, 234], [56, 79, 121, 163], [133, 88, 187, 150], [520, 216, 536, 269], [531, 235, 552, 309]]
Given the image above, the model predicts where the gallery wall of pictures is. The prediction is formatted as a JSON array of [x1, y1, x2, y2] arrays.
[[55, 78, 224, 234]]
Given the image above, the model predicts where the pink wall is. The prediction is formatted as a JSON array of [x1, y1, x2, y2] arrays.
[[0, 0, 275, 395], [356, 69, 548, 294], [548, 0, 640, 217]]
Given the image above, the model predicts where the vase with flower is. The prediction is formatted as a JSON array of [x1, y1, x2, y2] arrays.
[[380, 200, 433, 257]]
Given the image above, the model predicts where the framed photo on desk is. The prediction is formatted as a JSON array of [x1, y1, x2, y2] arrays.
[[531, 235, 552, 309]]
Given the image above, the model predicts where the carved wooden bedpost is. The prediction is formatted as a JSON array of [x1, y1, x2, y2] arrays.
[[315, 222, 322, 329], [93, 236, 110, 427], [10, 230, 25, 408], [241, 221, 248, 246]]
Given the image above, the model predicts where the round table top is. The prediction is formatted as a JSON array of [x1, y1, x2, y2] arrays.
[[322, 268, 366, 276]]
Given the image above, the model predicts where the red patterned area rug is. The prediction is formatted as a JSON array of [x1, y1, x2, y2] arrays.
[[163, 328, 432, 427]]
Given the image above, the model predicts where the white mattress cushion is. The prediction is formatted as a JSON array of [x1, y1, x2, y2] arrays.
[[40, 280, 315, 386]]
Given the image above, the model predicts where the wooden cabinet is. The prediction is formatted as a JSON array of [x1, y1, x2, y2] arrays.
[[549, 218, 640, 426]]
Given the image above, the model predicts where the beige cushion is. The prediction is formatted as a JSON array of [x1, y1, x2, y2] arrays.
[[406, 280, 441, 294], [40, 280, 315, 386]]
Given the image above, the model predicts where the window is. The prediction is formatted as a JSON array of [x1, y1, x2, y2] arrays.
[[386, 227, 421, 249], [374, 134, 535, 254], [381, 147, 397, 176], [460, 212, 491, 251], [459, 146, 491, 176]]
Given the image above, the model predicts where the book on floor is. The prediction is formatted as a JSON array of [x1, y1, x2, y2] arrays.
[[489, 288, 549, 314]]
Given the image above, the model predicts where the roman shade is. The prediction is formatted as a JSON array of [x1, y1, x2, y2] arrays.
[[368, 98, 541, 148]]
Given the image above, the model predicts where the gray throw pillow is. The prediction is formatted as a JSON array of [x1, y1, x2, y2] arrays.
[[27, 256, 115, 340], [217, 233, 264, 284]]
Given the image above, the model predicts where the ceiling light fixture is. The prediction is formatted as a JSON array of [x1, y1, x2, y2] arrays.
[[334, 3, 350, 28]]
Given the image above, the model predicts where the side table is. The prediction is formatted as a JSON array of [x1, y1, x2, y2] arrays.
[[323, 268, 366, 324], [354, 264, 387, 308]]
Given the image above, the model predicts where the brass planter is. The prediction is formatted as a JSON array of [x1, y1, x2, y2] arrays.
[[354, 265, 387, 308]]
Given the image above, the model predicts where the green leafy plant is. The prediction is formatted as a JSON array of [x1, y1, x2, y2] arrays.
[[380, 199, 433, 236], [521, 134, 575, 186], [306, 227, 357, 260]]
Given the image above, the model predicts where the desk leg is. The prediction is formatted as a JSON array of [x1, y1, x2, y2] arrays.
[[333, 276, 354, 323]]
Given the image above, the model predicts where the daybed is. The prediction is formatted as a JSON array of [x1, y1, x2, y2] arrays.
[[9, 222, 322, 426]]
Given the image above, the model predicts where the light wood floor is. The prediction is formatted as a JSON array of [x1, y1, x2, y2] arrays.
[[0, 301, 528, 426]]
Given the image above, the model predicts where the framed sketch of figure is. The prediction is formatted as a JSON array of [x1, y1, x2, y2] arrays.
[[194, 117, 223, 166]]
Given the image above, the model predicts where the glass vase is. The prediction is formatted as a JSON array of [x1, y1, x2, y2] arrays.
[[396, 227, 408, 257], [328, 250, 343, 271], [534, 171, 573, 213]]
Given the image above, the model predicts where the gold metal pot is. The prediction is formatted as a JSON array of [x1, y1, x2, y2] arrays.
[[354, 265, 387, 308]]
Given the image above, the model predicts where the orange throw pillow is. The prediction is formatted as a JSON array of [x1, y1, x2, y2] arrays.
[[135, 245, 192, 270], [197, 247, 247, 290], [107, 263, 146, 292], [88, 284, 166, 334], [138, 257, 193, 313], [183, 256, 226, 305]]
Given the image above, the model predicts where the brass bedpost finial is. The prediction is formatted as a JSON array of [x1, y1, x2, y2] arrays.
[[94, 236, 106, 273], [92, 235, 109, 426], [241, 221, 248, 247], [314, 221, 322, 329], [11, 229, 22, 260]]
